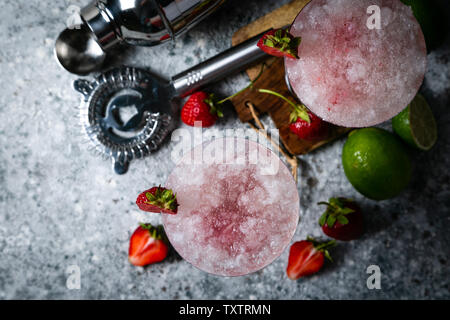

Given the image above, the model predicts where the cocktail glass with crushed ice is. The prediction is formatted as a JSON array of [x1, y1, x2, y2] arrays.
[[162, 137, 299, 276], [285, 0, 427, 128]]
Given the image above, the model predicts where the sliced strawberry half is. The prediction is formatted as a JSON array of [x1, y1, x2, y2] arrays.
[[286, 237, 336, 280], [129, 223, 169, 267], [257, 28, 301, 59], [136, 186, 178, 214]]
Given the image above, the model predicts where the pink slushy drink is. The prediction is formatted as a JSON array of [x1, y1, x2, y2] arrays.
[[163, 138, 299, 276], [285, 0, 427, 127]]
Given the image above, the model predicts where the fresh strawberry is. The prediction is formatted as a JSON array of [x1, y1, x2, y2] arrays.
[[136, 186, 178, 214], [129, 223, 169, 267], [318, 198, 363, 241], [289, 110, 329, 141], [180, 65, 266, 128], [181, 91, 223, 127], [257, 28, 302, 59], [286, 237, 335, 280], [258, 88, 329, 141]]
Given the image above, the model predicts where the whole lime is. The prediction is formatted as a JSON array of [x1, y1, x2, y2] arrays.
[[342, 128, 412, 200]]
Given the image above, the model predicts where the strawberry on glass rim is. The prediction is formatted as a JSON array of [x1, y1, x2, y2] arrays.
[[136, 186, 178, 214], [287, 237, 336, 280], [257, 28, 302, 59], [259, 89, 329, 141]]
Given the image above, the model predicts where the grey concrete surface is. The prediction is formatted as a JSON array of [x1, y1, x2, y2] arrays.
[[0, 0, 449, 299]]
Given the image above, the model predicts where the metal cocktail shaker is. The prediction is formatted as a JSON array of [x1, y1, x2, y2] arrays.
[[55, 0, 226, 74], [82, 0, 226, 48]]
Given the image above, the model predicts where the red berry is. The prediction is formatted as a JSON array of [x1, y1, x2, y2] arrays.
[[289, 111, 329, 141], [128, 224, 169, 267], [181, 91, 223, 127], [136, 186, 178, 215], [287, 238, 335, 280], [318, 198, 363, 241], [257, 28, 301, 59], [257, 89, 328, 141]]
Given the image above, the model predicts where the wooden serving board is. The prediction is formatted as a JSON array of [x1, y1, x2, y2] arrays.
[[230, 0, 351, 155]]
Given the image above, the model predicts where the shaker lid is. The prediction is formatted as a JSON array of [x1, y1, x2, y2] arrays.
[[81, 1, 121, 49]]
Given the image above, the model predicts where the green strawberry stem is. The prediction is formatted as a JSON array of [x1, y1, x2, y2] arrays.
[[258, 89, 310, 123], [318, 198, 355, 228], [139, 223, 168, 243], [145, 187, 178, 211], [318, 199, 355, 215], [204, 95, 224, 118], [217, 64, 266, 105], [306, 236, 336, 262], [314, 240, 336, 251], [264, 29, 301, 59]]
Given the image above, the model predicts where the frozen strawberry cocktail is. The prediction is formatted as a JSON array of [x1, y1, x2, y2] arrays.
[[285, 0, 427, 127], [162, 138, 299, 276]]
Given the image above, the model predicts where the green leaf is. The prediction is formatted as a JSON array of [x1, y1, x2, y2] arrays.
[[319, 212, 328, 226], [324, 250, 333, 262], [341, 207, 355, 215], [161, 189, 172, 201], [264, 39, 275, 48], [275, 29, 283, 39], [139, 223, 153, 230], [289, 112, 298, 124], [337, 215, 349, 225], [296, 107, 311, 123], [327, 215, 337, 228], [329, 197, 340, 207], [146, 192, 156, 201], [138, 224, 168, 241], [291, 37, 302, 48], [315, 239, 336, 251], [145, 187, 177, 211]]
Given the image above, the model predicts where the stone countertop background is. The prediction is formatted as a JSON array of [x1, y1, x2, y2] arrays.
[[0, 0, 449, 300]]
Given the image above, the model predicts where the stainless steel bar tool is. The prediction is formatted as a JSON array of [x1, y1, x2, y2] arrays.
[[56, 0, 226, 75], [74, 31, 270, 174]]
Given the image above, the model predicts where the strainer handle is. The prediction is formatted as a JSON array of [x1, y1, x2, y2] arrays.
[[171, 30, 271, 97]]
